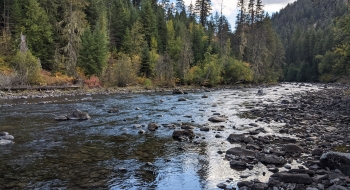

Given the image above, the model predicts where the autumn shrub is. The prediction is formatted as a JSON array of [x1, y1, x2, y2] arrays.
[[40, 70, 74, 85], [84, 75, 101, 88], [144, 78, 153, 88], [104, 53, 138, 87], [11, 51, 41, 85]]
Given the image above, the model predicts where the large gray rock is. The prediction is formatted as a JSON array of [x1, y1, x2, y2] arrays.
[[148, 123, 159, 131], [0, 139, 13, 145], [256, 153, 287, 165], [67, 109, 91, 120], [226, 147, 255, 157], [320, 152, 350, 177], [208, 116, 227, 122], [172, 89, 184, 94], [283, 144, 304, 153], [271, 172, 313, 184], [227, 134, 245, 142], [172, 129, 195, 139]]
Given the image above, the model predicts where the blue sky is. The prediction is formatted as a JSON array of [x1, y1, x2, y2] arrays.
[[182, 0, 297, 27]]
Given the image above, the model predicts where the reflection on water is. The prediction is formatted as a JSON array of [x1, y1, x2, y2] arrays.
[[0, 83, 320, 189]]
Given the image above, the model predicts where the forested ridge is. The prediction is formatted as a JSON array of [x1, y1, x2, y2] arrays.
[[0, 0, 347, 88], [272, 0, 350, 82]]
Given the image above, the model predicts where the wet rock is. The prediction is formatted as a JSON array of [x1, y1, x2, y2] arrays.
[[320, 152, 350, 177], [215, 134, 222, 138], [108, 108, 119, 113], [55, 115, 68, 121], [172, 129, 195, 139], [200, 127, 210, 131], [181, 125, 194, 130], [271, 172, 313, 184], [227, 134, 245, 142], [257, 89, 265, 96], [256, 153, 287, 166], [217, 183, 227, 189], [283, 144, 304, 154], [281, 100, 290, 104], [0, 139, 13, 145], [230, 160, 247, 168], [148, 123, 159, 131], [0, 134, 14, 140], [67, 109, 91, 120], [326, 185, 348, 190], [208, 116, 227, 122], [312, 148, 324, 156], [138, 129, 145, 134], [226, 147, 255, 157], [173, 89, 184, 94], [178, 97, 187, 101], [202, 94, 208, 98], [251, 183, 268, 190]]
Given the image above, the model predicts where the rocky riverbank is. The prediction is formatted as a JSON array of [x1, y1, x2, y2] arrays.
[[219, 84, 350, 189]]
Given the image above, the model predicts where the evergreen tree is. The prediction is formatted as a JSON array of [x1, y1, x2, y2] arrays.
[[140, 42, 151, 77], [195, 0, 212, 26], [140, 0, 157, 47], [23, 0, 54, 70]]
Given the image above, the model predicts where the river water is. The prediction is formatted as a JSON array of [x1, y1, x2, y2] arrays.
[[0, 83, 321, 189]]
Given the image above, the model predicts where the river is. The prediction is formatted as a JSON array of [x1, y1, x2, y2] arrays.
[[0, 83, 322, 189]]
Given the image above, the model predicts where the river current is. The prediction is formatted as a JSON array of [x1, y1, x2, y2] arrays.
[[0, 83, 321, 189]]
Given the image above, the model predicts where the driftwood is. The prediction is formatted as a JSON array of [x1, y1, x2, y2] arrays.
[[0, 85, 80, 91]]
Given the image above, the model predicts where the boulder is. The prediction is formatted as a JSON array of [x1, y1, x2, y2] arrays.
[[271, 172, 313, 184], [172, 129, 194, 139], [226, 147, 255, 157], [0, 139, 13, 145], [227, 134, 245, 142], [229, 160, 247, 168], [148, 123, 159, 131], [257, 89, 265, 96], [55, 115, 68, 121], [256, 153, 287, 165], [0, 132, 14, 145], [320, 152, 350, 177], [283, 144, 304, 153], [172, 89, 184, 94], [311, 148, 323, 156], [0, 134, 14, 140], [181, 125, 194, 130], [208, 116, 227, 122], [67, 109, 91, 120], [178, 97, 187, 101]]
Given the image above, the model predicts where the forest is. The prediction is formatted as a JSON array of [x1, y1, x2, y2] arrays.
[[0, 0, 348, 88]]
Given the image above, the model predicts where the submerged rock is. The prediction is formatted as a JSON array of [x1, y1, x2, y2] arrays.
[[56, 109, 90, 121], [172, 129, 195, 139]]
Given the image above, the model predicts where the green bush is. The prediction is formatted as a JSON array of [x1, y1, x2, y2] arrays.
[[12, 51, 41, 85]]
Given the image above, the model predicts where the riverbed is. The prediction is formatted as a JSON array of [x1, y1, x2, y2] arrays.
[[0, 83, 323, 189]]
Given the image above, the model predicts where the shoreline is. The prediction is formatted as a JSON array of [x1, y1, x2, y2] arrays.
[[0, 83, 278, 101]]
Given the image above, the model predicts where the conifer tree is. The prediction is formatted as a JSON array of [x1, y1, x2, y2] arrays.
[[195, 0, 212, 26]]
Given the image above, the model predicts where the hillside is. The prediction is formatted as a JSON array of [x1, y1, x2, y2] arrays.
[[271, 0, 350, 82]]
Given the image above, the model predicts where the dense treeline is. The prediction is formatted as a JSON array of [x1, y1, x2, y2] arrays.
[[0, 0, 283, 88], [272, 0, 350, 82]]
